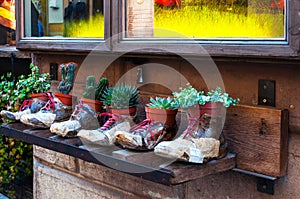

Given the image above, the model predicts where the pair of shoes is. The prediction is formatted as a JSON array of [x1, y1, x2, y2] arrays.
[[77, 112, 131, 146], [154, 114, 224, 163], [50, 101, 99, 137], [20, 93, 72, 128], [115, 118, 177, 150]]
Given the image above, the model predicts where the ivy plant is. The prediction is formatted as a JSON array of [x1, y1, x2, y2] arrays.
[[0, 64, 50, 197]]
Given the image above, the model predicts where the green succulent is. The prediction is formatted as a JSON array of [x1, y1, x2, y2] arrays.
[[205, 87, 240, 108], [82, 76, 109, 101], [172, 83, 200, 109], [147, 97, 179, 110], [102, 84, 139, 109]]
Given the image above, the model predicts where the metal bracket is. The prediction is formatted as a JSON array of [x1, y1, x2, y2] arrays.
[[233, 168, 276, 195], [258, 80, 276, 107], [50, 63, 58, 80]]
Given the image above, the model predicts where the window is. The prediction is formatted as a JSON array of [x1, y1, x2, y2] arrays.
[[23, 0, 104, 38], [125, 0, 285, 40]]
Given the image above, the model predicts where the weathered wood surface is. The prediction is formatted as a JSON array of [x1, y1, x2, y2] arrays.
[[0, 122, 236, 185], [223, 104, 289, 177]]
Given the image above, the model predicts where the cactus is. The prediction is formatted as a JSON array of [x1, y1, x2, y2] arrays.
[[83, 76, 109, 101], [58, 62, 77, 94], [102, 84, 139, 109]]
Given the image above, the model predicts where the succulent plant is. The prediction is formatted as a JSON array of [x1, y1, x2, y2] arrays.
[[58, 62, 77, 94], [102, 84, 139, 109], [82, 76, 97, 99], [204, 87, 240, 108], [147, 97, 179, 110], [172, 83, 201, 109]]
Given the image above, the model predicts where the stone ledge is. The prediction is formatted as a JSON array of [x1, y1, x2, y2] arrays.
[[34, 145, 77, 172]]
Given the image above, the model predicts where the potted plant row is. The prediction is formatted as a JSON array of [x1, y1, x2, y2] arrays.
[[80, 76, 109, 112]]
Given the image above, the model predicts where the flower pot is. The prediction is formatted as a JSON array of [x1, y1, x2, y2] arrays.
[[110, 106, 137, 117], [80, 98, 103, 112], [145, 107, 178, 126], [199, 102, 223, 115], [54, 92, 74, 106], [30, 92, 51, 102]]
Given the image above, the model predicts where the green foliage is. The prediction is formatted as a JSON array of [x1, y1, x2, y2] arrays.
[[147, 97, 179, 110], [102, 84, 139, 109], [173, 84, 240, 109], [82, 76, 109, 101], [173, 83, 200, 109], [204, 87, 240, 108], [0, 63, 50, 196]]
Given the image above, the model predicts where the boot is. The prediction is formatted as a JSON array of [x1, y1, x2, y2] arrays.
[[1, 96, 48, 121], [20, 93, 72, 128], [50, 101, 99, 137], [115, 118, 177, 150], [77, 112, 131, 146]]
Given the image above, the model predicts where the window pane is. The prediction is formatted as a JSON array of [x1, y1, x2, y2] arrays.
[[126, 0, 285, 39], [24, 0, 104, 38]]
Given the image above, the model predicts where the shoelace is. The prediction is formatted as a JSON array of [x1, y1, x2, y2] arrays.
[[99, 112, 121, 131], [40, 93, 56, 112], [130, 119, 157, 140], [71, 100, 93, 120], [182, 116, 200, 139], [19, 99, 33, 111]]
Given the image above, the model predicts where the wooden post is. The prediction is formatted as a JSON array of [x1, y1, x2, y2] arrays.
[[126, 0, 154, 37]]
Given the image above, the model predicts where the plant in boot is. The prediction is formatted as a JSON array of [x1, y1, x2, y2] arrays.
[[102, 84, 139, 115]]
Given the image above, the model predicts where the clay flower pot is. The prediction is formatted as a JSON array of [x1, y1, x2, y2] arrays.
[[199, 102, 223, 115], [54, 92, 74, 106], [110, 106, 137, 117], [145, 107, 178, 126], [30, 92, 51, 102], [80, 98, 103, 112]]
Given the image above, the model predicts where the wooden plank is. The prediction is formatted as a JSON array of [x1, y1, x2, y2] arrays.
[[223, 105, 289, 177]]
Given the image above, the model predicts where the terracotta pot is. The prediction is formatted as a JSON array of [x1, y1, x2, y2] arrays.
[[199, 102, 223, 115], [80, 98, 103, 112], [145, 107, 178, 126], [30, 92, 51, 102], [54, 92, 74, 106], [110, 106, 137, 116]]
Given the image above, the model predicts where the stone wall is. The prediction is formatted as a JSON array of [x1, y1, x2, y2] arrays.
[[32, 53, 300, 198]]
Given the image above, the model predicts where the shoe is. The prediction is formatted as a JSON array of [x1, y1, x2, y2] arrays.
[[115, 118, 176, 150], [50, 101, 99, 137], [77, 113, 131, 146], [20, 93, 72, 128], [1, 96, 48, 121], [154, 114, 224, 163]]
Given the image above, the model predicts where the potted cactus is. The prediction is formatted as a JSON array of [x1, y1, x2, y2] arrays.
[[145, 97, 179, 126], [101, 84, 139, 116], [55, 62, 77, 106], [80, 76, 109, 112]]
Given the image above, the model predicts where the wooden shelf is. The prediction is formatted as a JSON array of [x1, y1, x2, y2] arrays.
[[0, 122, 236, 186]]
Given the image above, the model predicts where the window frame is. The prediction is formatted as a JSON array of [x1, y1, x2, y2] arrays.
[[16, 0, 300, 57], [16, 0, 110, 52]]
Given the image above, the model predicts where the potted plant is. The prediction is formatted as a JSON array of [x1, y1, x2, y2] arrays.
[[198, 87, 240, 115], [101, 84, 139, 116], [18, 63, 51, 101], [80, 76, 109, 112], [145, 97, 179, 126], [55, 62, 77, 106], [172, 83, 201, 118]]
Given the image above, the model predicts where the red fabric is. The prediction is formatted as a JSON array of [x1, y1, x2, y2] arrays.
[[155, 0, 181, 7], [270, 0, 284, 9]]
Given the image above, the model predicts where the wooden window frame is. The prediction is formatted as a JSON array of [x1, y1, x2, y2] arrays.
[[16, 0, 300, 57], [15, 0, 111, 52]]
